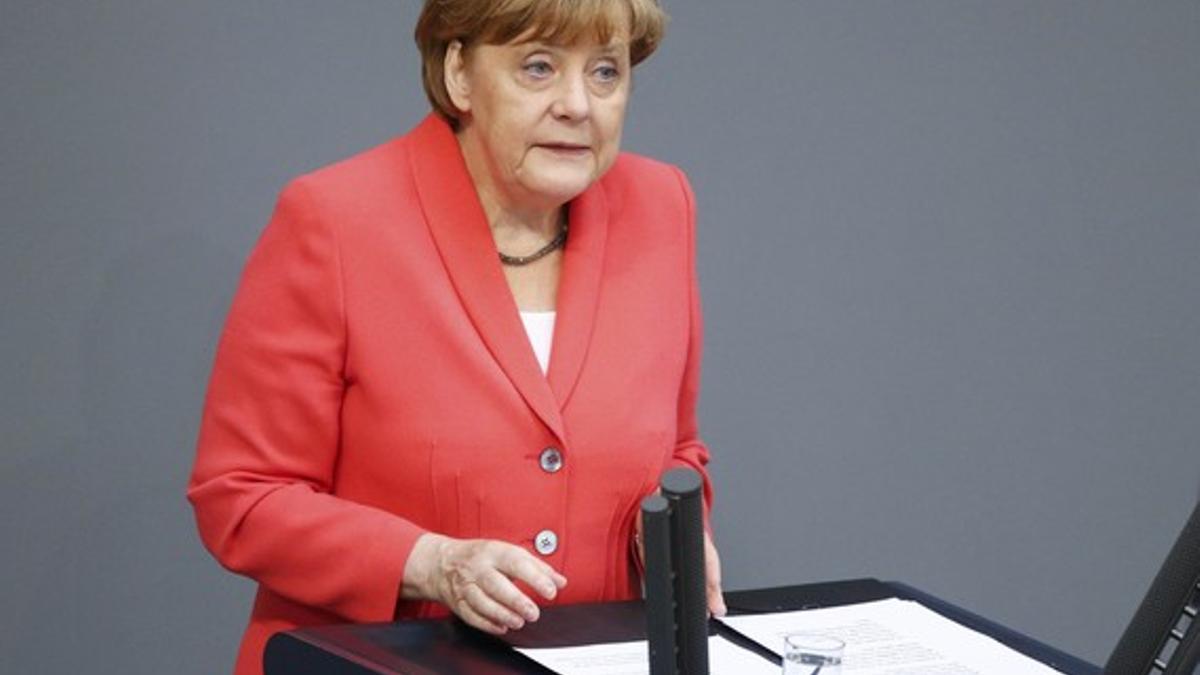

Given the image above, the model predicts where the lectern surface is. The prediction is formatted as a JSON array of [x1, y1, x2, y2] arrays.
[[264, 579, 1101, 674]]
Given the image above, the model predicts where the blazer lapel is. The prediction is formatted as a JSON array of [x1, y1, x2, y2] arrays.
[[547, 184, 608, 408], [407, 115, 566, 441]]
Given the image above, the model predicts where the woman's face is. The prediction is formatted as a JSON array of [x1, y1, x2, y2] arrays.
[[447, 29, 632, 213]]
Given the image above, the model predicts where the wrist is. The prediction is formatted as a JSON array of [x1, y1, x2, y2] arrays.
[[402, 532, 452, 601]]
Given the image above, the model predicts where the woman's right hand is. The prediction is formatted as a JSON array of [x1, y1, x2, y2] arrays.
[[402, 533, 568, 634]]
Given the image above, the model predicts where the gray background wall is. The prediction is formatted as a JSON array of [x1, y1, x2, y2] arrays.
[[2, 1, 1197, 672]]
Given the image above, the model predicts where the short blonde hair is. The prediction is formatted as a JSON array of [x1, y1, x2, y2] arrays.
[[415, 0, 667, 124]]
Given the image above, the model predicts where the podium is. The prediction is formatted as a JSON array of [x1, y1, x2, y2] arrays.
[[264, 578, 1101, 674]]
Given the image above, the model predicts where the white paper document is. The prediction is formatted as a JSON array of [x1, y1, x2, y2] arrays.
[[720, 598, 1064, 674], [514, 635, 777, 675]]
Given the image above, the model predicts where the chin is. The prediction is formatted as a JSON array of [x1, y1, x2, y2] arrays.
[[525, 172, 596, 205]]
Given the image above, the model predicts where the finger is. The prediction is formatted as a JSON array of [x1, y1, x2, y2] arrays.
[[707, 579, 727, 617], [463, 580, 529, 630], [705, 560, 726, 617], [526, 552, 568, 589], [452, 593, 510, 635], [704, 534, 726, 617], [532, 559, 568, 589], [704, 532, 722, 581], [478, 568, 542, 623], [706, 550, 722, 591], [495, 546, 566, 599]]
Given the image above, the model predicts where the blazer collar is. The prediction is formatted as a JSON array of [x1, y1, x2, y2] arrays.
[[407, 114, 609, 442]]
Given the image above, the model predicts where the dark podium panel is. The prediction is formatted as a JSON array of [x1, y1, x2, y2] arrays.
[[265, 579, 1101, 674]]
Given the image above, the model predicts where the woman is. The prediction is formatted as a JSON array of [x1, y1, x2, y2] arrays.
[[188, 1, 723, 672]]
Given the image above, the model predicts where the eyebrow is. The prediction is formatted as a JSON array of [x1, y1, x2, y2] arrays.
[[595, 43, 628, 57], [521, 40, 629, 58]]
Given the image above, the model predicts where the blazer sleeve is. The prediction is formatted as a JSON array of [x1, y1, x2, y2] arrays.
[[186, 178, 425, 622], [667, 167, 715, 519]]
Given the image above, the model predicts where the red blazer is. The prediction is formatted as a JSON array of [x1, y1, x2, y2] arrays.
[[187, 114, 712, 675]]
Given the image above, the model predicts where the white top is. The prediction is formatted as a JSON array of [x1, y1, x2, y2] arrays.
[[519, 310, 556, 374]]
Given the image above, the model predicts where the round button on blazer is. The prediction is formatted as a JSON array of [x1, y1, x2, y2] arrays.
[[187, 114, 713, 675]]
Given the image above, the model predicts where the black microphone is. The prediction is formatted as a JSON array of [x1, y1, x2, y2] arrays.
[[642, 494, 677, 675], [642, 468, 709, 675]]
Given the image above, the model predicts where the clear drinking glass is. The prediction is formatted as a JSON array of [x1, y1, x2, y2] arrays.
[[782, 633, 844, 675]]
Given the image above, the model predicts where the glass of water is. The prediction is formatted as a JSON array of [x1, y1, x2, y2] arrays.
[[782, 633, 844, 675]]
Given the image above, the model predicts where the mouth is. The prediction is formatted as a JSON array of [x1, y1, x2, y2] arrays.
[[535, 143, 592, 158]]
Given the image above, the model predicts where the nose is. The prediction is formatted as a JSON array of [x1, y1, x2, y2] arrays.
[[550, 71, 590, 122]]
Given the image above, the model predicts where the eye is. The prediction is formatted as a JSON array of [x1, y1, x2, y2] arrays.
[[592, 62, 622, 85], [522, 59, 553, 79]]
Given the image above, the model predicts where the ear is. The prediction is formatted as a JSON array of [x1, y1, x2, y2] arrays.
[[443, 40, 472, 114]]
